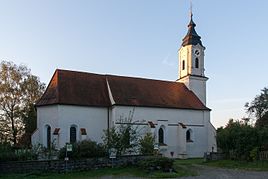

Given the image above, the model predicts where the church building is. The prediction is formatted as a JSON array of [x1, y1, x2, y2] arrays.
[[32, 13, 217, 158]]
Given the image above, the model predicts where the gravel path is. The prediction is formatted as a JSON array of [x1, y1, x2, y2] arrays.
[[96, 165, 268, 179]]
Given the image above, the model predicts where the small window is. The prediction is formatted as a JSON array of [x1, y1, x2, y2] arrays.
[[53, 128, 60, 135], [80, 128, 87, 135], [158, 128, 164, 144], [186, 129, 193, 142], [195, 58, 199, 68], [70, 126, 77, 143], [182, 60, 185, 70], [47, 125, 51, 148]]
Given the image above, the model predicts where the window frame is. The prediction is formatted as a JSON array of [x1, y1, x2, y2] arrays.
[[186, 129, 193, 143], [158, 127, 164, 144], [70, 126, 77, 144]]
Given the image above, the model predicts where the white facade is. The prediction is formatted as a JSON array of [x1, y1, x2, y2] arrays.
[[32, 105, 108, 149], [32, 104, 217, 158]]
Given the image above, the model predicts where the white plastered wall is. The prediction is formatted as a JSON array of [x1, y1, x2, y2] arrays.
[[32, 105, 108, 149], [111, 105, 212, 158]]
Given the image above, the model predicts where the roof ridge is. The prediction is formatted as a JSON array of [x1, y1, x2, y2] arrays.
[[56, 68, 106, 76], [106, 74, 178, 84], [56, 68, 181, 84]]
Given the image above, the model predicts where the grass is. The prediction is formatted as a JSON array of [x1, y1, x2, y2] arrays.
[[8, 158, 268, 178], [0, 159, 201, 179], [203, 159, 268, 171]]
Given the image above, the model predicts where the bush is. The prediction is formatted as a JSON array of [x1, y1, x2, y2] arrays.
[[58, 140, 106, 160], [0, 143, 37, 161], [139, 133, 154, 155], [138, 157, 174, 172]]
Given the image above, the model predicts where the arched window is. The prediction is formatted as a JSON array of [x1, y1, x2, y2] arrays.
[[195, 58, 199, 68], [70, 126, 77, 143], [186, 129, 193, 142], [46, 125, 51, 148], [158, 128, 164, 144], [182, 60, 185, 70], [124, 126, 131, 146]]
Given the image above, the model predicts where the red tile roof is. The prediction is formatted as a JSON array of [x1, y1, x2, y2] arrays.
[[36, 69, 209, 111], [36, 70, 111, 107]]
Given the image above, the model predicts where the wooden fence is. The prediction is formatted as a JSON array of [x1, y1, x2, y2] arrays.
[[259, 151, 268, 160]]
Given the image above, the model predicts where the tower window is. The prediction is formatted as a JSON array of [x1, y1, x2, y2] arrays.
[[195, 58, 199, 68], [70, 126, 77, 143], [182, 60, 185, 70]]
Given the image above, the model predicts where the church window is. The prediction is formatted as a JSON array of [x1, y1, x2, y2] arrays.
[[123, 126, 131, 146], [158, 127, 164, 144], [182, 60, 185, 70], [195, 58, 199, 68], [46, 125, 51, 148], [70, 126, 77, 143], [186, 129, 193, 142]]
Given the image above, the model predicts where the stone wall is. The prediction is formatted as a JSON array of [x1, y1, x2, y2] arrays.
[[0, 155, 148, 174], [204, 152, 225, 161]]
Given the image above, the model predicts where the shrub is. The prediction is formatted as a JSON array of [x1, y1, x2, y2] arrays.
[[139, 133, 154, 155], [138, 157, 174, 172], [58, 140, 106, 160], [0, 143, 38, 161]]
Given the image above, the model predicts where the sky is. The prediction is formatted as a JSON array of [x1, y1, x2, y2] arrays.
[[0, 0, 267, 128]]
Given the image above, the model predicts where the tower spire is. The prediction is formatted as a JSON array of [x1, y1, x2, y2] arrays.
[[182, 0, 203, 47], [190, 0, 193, 18]]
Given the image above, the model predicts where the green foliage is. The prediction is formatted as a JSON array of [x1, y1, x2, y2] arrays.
[[58, 140, 105, 159], [102, 109, 142, 156], [138, 157, 174, 172], [139, 133, 154, 155], [0, 61, 45, 145], [217, 119, 268, 161], [217, 120, 256, 160], [245, 87, 268, 127], [0, 142, 38, 161], [250, 147, 259, 161]]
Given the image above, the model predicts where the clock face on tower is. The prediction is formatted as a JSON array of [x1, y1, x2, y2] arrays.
[[194, 49, 200, 56]]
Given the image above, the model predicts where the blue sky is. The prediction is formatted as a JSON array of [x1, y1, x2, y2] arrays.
[[0, 0, 267, 128]]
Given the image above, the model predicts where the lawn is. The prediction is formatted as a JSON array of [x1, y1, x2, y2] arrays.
[[203, 160, 268, 171], [0, 159, 201, 179], [6, 158, 268, 178]]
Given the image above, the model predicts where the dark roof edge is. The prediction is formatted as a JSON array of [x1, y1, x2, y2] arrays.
[[111, 104, 211, 111], [35, 103, 111, 108], [35, 69, 59, 107], [35, 102, 211, 111]]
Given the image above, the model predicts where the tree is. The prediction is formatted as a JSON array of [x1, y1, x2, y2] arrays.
[[0, 61, 45, 146], [245, 87, 268, 127], [102, 109, 143, 156], [139, 132, 154, 155], [217, 119, 261, 160]]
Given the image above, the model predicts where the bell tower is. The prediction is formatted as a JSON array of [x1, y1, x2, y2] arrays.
[[177, 12, 208, 105]]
